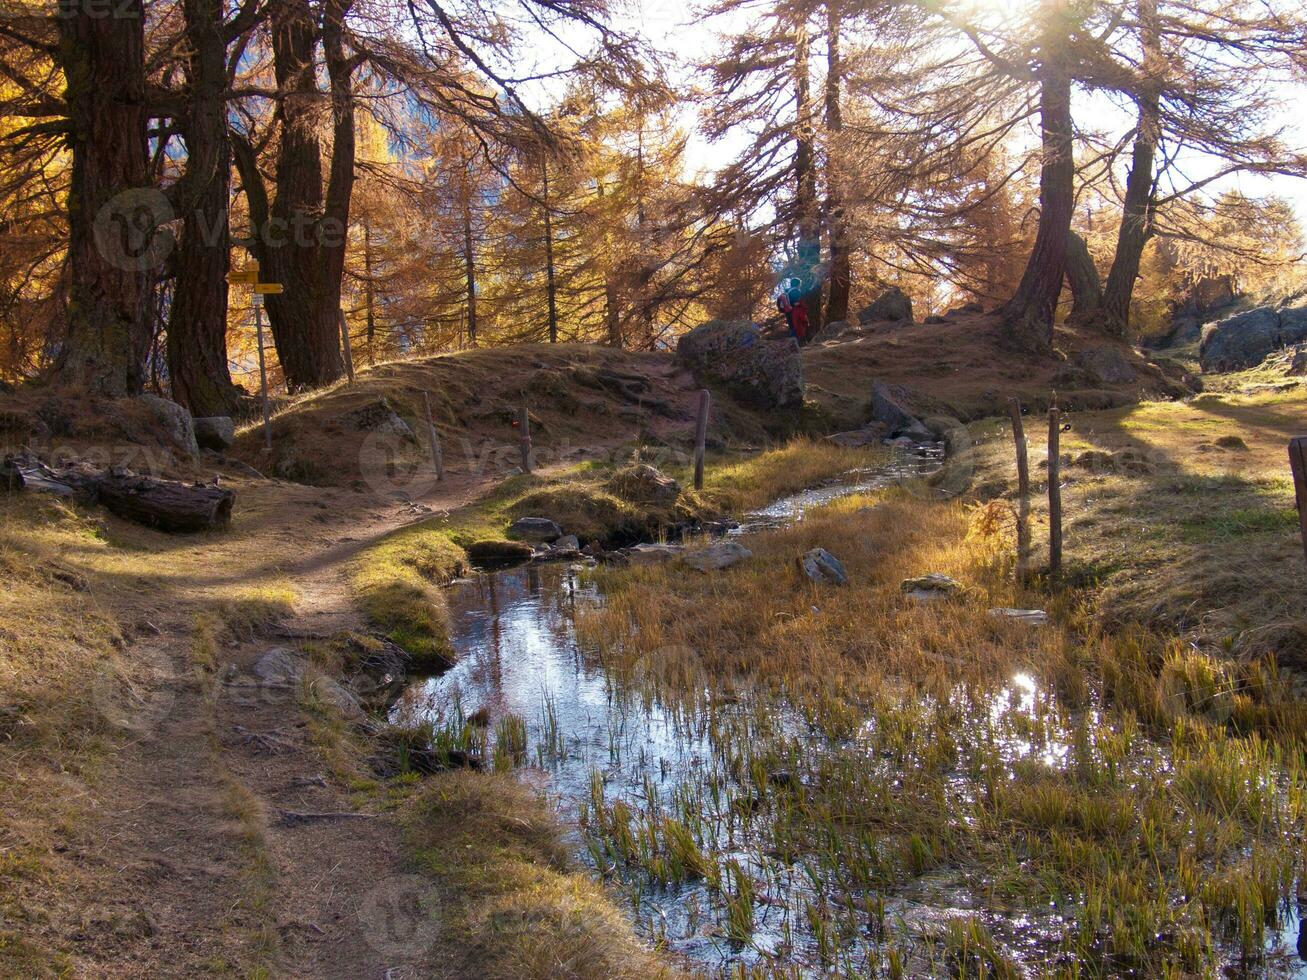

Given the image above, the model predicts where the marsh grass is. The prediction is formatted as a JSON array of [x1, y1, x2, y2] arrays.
[[566, 490, 1307, 976]]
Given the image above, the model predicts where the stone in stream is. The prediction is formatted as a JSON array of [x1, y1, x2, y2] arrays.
[[624, 542, 682, 565], [551, 534, 581, 552], [798, 548, 848, 586], [682, 540, 753, 572], [901, 573, 964, 603], [506, 517, 564, 544], [824, 425, 889, 449], [987, 608, 1049, 627]]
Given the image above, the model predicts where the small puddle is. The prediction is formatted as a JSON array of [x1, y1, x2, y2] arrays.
[[389, 445, 1307, 977]]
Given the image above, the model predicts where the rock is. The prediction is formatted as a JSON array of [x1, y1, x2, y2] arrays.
[[625, 543, 682, 565], [901, 573, 963, 603], [467, 539, 535, 563], [606, 464, 681, 505], [824, 424, 889, 449], [307, 675, 364, 722], [676, 320, 804, 409], [1200, 305, 1307, 372], [1214, 435, 1248, 451], [987, 608, 1049, 627], [857, 286, 913, 324], [137, 394, 200, 457], [947, 302, 984, 317], [340, 399, 416, 442], [193, 416, 235, 450], [798, 548, 848, 585], [553, 534, 581, 551], [924, 315, 947, 324], [1287, 345, 1307, 376], [252, 647, 306, 684], [1074, 347, 1136, 385], [682, 540, 753, 572], [506, 517, 564, 544], [871, 381, 930, 439]]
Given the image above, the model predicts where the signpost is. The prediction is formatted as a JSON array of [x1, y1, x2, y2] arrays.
[[227, 261, 282, 452]]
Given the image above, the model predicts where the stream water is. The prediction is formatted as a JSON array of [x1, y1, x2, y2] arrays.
[[389, 445, 1307, 978]]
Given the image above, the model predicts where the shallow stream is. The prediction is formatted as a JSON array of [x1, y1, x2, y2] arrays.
[[389, 446, 1307, 978]]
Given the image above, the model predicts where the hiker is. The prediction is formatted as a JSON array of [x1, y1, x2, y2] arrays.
[[777, 279, 796, 336], [787, 278, 810, 344]]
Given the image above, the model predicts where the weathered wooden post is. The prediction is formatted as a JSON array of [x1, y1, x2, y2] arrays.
[[1007, 398, 1031, 581], [422, 391, 444, 482], [694, 389, 710, 491], [519, 400, 532, 475], [1289, 436, 1307, 563], [338, 310, 356, 384], [1047, 400, 1063, 577], [253, 294, 272, 453]]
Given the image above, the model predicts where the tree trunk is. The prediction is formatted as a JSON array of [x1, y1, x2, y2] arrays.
[[54, 0, 153, 395], [461, 174, 478, 347], [1100, 0, 1160, 339], [823, 2, 850, 326], [245, 0, 347, 391], [541, 157, 559, 344], [1064, 229, 1102, 321], [168, 0, 240, 416], [793, 13, 818, 249], [363, 219, 377, 358], [1002, 67, 1074, 352]]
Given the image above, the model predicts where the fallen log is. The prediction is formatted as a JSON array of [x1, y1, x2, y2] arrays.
[[95, 470, 234, 532], [4, 453, 235, 532]]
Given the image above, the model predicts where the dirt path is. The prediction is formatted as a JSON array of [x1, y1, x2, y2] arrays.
[[61, 467, 496, 979]]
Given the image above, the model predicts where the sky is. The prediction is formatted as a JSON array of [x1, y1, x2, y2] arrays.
[[512, 0, 1307, 229]]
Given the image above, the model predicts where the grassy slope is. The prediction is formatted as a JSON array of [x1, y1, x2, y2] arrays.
[[963, 385, 1307, 670]]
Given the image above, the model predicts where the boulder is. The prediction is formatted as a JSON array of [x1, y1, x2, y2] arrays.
[[1199, 306, 1307, 373], [1290, 346, 1307, 376], [676, 320, 804, 409], [987, 608, 1049, 627], [871, 381, 932, 440], [946, 302, 984, 317], [552, 534, 581, 552], [625, 543, 682, 565], [1074, 347, 1136, 386], [137, 394, 200, 457], [193, 416, 235, 450], [682, 540, 753, 572], [901, 573, 963, 603], [605, 464, 681, 505], [253, 647, 306, 684], [506, 517, 564, 544], [340, 399, 416, 442], [924, 315, 948, 325], [467, 539, 535, 563], [857, 287, 913, 324], [824, 424, 889, 449], [798, 548, 848, 585]]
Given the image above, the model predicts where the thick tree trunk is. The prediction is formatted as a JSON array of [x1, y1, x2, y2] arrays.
[[1065, 230, 1102, 321], [247, 0, 346, 390], [1002, 69, 1074, 352], [1100, 0, 1160, 339], [793, 15, 819, 250], [541, 157, 559, 344], [363, 220, 377, 358], [168, 0, 240, 416], [54, 0, 153, 395], [823, 2, 850, 326]]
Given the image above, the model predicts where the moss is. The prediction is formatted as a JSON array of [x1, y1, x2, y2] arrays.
[[351, 526, 467, 672], [404, 771, 677, 980]]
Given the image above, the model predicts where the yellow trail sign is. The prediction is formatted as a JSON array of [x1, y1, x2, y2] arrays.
[[227, 270, 259, 285], [253, 282, 284, 295]]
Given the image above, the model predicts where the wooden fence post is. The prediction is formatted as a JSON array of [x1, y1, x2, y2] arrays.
[[1008, 398, 1030, 581], [1289, 436, 1307, 564], [338, 310, 355, 384], [1048, 401, 1063, 578], [422, 391, 444, 482], [694, 389, 710, 491], [519, 400, 532, 475]]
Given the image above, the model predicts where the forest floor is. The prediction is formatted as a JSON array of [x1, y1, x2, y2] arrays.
[[1, 326, 1304, 977]]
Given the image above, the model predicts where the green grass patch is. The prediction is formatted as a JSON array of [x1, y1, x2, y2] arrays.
[[1179, 506, 1298, 542]]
